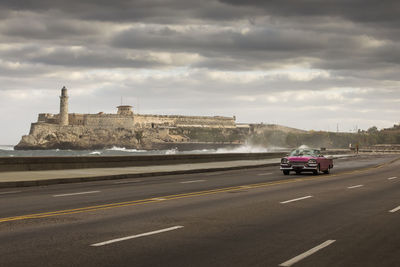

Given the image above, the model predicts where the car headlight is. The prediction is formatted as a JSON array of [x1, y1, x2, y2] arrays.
[[308, 159, 317, 164], [281, 158, 289, 164]]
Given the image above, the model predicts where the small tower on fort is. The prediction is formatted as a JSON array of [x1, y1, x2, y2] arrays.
[[117, 105, 133, 116], [59, 86, 69, 126]]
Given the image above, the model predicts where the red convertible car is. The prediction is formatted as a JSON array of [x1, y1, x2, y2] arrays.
[[280, 148, 333, 175]]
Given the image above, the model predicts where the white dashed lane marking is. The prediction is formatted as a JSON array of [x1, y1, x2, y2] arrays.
[[53, 191, 100, 197], [347, 185, 364, 189], [91, 226, 184, 247], [279, 240, 336, 266], [389, 205, 400, 213], [388, 177, 397, 180], [280, 195, 313, 204]]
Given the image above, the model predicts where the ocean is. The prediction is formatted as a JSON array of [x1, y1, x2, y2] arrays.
[[0, 145, 280, 157]]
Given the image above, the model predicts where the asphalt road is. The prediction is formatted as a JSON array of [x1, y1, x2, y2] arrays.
[[0, 154, 399, 267]]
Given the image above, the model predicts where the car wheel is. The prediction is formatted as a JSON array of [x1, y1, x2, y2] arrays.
[[283, 170, 290, 175], [323, 167, 330, 174], [313, 165, 320, 175]]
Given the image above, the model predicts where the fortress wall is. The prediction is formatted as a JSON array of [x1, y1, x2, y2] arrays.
[[133, 115, 175, 127], [38, 113, 59, 124], [29, 122, 59, 135], [84, 114, 134, 128], [69, 114, 85, 125], [38, 113, 53, 122], [35, 112, 235, 131], [174, 116, 235, 127], [134, 114, 235, 128]]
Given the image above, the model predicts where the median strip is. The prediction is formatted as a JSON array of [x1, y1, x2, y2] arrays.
[[279, 240, 336, 266], [53, 191, 100, 197], [280, 195, 313, 204], [90, 226, 184, 247]]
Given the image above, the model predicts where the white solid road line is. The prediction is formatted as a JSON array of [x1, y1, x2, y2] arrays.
[[151, 198, 167, 201], [279, 240, 336, 267], [53, 191, 100, 197], [347, 185, 364, 189], [257, 172, 273, 176], [180, 180, 206, 184], [0, 191, 21, 195], [388, 177, 398, 180], [280, 195, 313, 204], [389, 205, 400, 213], [91, 226, 184, 247]]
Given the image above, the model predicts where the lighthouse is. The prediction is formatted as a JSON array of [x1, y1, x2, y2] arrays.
[[59, 86, 69, 126]]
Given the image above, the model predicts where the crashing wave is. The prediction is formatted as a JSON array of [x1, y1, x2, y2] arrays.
[[106, 146, 146, 153], [165, 148, 178, 155], [215, 145, 270, 153], [0, 145, 14, 151]]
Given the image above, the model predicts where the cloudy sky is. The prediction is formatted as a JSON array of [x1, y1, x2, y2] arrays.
[[1, 0, 399, 145]]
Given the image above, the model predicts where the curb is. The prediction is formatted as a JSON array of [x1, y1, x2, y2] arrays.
[[0, 162, 281, 188]]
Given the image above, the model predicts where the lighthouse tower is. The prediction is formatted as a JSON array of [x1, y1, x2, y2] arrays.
[[59, 86, 69, 126]]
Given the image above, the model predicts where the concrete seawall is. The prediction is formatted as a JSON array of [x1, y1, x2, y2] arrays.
[[0, 152, 287, 172]]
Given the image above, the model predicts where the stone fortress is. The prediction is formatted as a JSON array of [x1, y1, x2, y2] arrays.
[[15, 87, 249, 150], [39, 87, 236, 130]]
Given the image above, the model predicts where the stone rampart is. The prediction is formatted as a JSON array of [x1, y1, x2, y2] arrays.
[[36, 112, 234, 129], [133, 114, 235, 128], [84, 114, 134, 128]]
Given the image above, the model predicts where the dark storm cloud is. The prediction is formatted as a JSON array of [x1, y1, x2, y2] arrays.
[[0, 16, 101, 40], [221, 0, 400, 25], [0, 0, 256, 23], [0, 0, 399, 144], [112, 26, 325, 53], [26, 48, 169, 68], [0, 0, 399, 73]]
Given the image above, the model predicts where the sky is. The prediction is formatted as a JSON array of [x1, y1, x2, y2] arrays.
[[0, 0, 399, 145]]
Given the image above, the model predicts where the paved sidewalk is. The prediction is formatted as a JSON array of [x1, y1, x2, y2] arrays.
[[0, 159, 281, 188]]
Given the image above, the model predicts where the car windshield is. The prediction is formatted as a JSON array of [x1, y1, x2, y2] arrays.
[[289, 149, 320, 157]]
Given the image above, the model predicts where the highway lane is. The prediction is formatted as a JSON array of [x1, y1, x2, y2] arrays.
[[0, 154, 395, 218], [0, 154, 399, 266]]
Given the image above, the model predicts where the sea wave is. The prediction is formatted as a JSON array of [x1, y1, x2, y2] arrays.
[[0, 144, 288, 157], [106, 146, 147, 153], [215, 145, 270, 153], [165, 148, 178, 155], [0, 145, 14, 151]]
